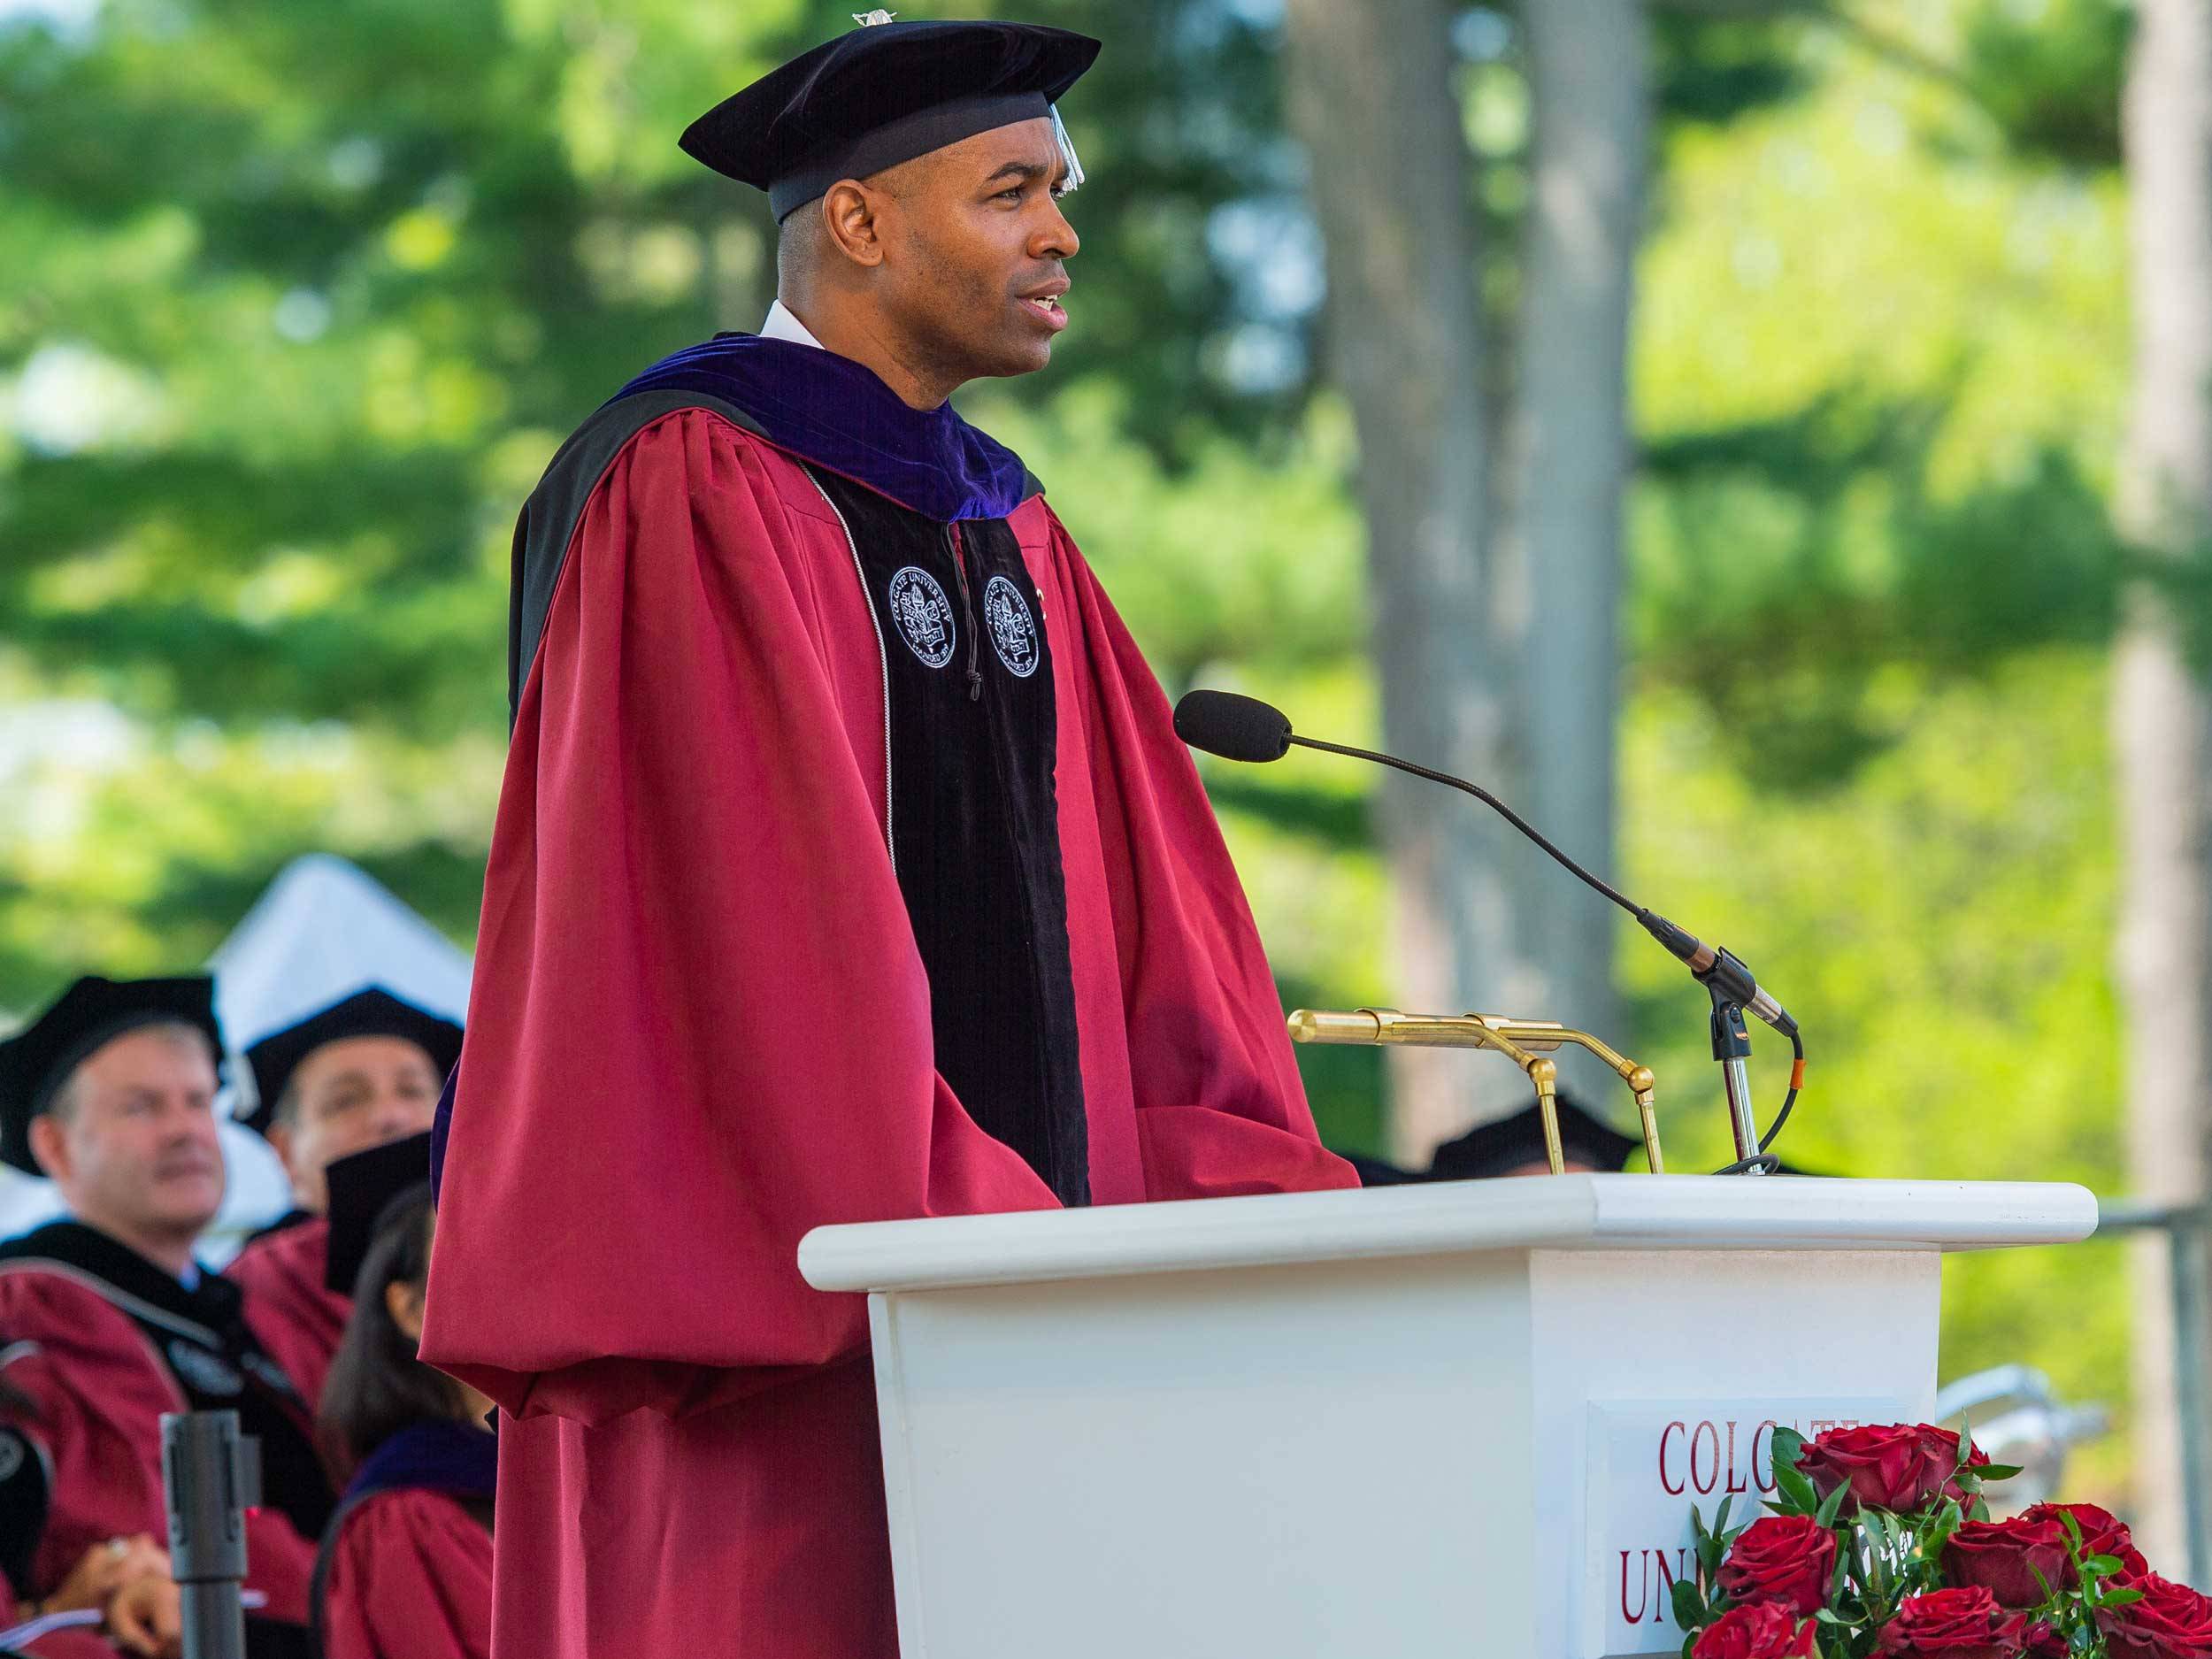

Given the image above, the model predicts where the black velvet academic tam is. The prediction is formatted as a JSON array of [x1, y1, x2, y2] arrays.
[[680, 17, 1100, 219], [239, 986, 462, 1138], [0, 975, 223, 1174]]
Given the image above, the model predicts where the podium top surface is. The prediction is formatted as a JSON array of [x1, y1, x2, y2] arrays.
[[796, 1175, 2100, 1294]]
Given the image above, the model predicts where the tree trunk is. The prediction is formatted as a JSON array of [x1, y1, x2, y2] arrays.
[[2114, 0, 2212, 1574], [1283, 0, 1532, 1160], [1506, 0, 1651, 1100]]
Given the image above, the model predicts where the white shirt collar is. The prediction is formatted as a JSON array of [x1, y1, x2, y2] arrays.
[[760, 299, 825, 350]]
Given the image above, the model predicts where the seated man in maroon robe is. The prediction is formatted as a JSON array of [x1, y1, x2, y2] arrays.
[[0, 976, 335, 1658], [0, 1400, 174, 1658], [225, 988, 461, 1412], [421, 18, 1358, 1659]]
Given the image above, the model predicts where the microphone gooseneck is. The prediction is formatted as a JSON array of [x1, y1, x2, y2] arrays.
[[1172, 687, 1805, 1170]]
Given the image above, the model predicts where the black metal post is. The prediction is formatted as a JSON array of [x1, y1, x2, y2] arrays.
[[160, 1409, 254, 1659]]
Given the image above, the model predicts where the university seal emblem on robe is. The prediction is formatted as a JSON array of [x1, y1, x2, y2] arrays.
[[887, 566, 956, 668], [983, 573, 1040, 678]]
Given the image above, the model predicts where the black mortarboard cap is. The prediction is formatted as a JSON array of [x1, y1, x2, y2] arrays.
[[1425, 1094, 1641, 1181], [323, 1129, 434, 1295], [0, 976, 224, 1175], [239, 987, 463, 1138], [680, 17, 1102, 220]]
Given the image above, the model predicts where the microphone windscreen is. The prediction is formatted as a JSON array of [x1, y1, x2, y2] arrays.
[[1172, 689, 1293, 763]]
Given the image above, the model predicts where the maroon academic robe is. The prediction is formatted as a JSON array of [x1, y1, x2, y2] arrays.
[[0, 1253, 322, 1628], [421, 409, 1357, 1659], [227, 1217, 349, 1415], [320, 1490, 492, 1659]]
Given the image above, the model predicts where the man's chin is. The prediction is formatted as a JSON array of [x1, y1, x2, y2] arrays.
[[969, 339, 1056, 381], [149, 1179, 225, 1234]]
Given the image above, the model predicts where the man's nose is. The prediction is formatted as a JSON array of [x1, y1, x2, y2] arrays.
[[157, 1102, 213, 1145], [369, 1091, 419, 1134], [1033, 204, 1078, 262]]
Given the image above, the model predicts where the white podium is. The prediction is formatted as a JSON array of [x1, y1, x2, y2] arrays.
[[799, 1175, 2096, 1659]]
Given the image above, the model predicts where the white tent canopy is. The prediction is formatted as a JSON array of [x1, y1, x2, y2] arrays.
[[0, 854, 472, 1253]]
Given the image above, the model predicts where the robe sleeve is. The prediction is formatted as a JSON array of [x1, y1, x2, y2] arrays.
[[1041, 507, 1361, 1202], [421, 410, 1062, 1425], [0, 1273, 316, 1627], [320, 1492, 493, 1659]]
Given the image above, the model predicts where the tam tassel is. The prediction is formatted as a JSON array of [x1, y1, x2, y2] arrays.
[[1050, 104, 1086, 194]]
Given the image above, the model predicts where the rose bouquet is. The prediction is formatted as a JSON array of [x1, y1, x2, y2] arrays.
[[1673, 1422, 2212, 1658]]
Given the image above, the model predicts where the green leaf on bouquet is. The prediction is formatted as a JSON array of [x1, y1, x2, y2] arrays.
[[1717, 1495, 1734, 1538], [1775, 1462, 1822, 1516], [1771, 1425, 1808, 1473], [2101, 1586, 2145, 1607], [1814, 1607, 1849, 1624], [1815, 1479, 1850, 1529], [1697, 1521, 1727, 1581], [2085, 1554, 2124, 1577], [1863, 1509, 1893, 1556], [1672, 1576, 1706, 1632], [1922, 1501, 1962, 1563], [1977, 1463, 2024, 1481], [1955, 1418, 1975, 1469]]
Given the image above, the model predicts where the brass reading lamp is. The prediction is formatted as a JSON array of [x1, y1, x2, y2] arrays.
[[1172, 690, 1806, 1175]]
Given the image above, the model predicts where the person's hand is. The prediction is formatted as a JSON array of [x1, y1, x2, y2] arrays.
[[40, 1533, 168, 1614], [105, 1568, 184, 1659]]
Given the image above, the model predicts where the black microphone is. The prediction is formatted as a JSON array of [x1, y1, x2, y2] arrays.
[[1172, 688, 1799, 1041]]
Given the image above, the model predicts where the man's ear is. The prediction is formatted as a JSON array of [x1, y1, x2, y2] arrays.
[[822, 180, 887, 269], [27, 1114, 68, 1185], [265, 1120, 296, 1176]]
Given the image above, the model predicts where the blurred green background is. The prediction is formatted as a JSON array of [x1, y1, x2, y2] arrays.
[[0, 0, 2171, 1517]]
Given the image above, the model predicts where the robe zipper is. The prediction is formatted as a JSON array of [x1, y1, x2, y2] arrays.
[[805, 471, 895, 866], [948, 523, 983, 703]]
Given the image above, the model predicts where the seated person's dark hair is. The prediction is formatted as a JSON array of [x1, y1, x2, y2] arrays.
[[318, 1187, 454, 1469]]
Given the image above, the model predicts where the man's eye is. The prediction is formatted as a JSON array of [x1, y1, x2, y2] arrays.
[[996, 186, 1025, 203]]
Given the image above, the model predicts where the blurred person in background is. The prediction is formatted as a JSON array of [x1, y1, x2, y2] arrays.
[[311, 1136, 491, 1659], [0, 976, 334, 1657], [0, 1385, 177, 1659], [1341, 1094, 1641, 1186], [226, 989, 462, 1412]]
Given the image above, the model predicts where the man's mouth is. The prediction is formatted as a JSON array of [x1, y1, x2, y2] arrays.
[[1018, 283, 1069, 332]]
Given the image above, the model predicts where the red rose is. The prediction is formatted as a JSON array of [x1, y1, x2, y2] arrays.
[[2022, 1501, 2150, 1576], [1718, 1515, 1838, 1616], [1799, 1423, 1981, 1515], [1876, 1586, 2029, 1657], [1942, 1515, 2076, 1608], [2023, 1622, 2068, 1659], [1694, 1601, 1817, 1659], [2096, 1571, 2212, 1657]]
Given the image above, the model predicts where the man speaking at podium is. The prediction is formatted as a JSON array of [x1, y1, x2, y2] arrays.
[[422, 17, 1356, 1659]]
